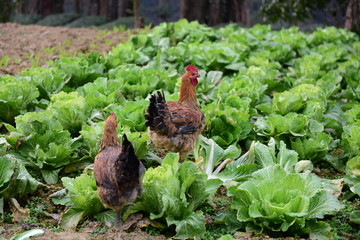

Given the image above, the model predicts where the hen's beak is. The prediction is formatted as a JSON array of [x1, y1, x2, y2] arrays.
[[196, 74, 200, 78]]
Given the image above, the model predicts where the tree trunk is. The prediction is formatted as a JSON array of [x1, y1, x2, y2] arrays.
[[27, 0, 40, 14], [99, 0, 108, 17], [208, 0, 222, 26], [73, 0, 82, 14], [345, 0, 360, 34], [180, 0, 207, 23], [230, 0, 249, 26], [133, 0, 142, 28], [118, 0, 129, 17]]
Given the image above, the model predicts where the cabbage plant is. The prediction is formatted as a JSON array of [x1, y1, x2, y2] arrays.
[[226, 139, 344, 238]]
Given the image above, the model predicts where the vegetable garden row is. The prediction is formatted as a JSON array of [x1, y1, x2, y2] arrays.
[[0, 19, 359, 239]]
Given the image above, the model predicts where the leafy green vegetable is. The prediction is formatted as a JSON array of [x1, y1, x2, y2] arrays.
[[79, 121, 104, 159], [21, 67, 68, 100], [203, 96, 251, 147], [48, 92, 92, 136], [8, 228, 44, 240], [54, 56, 104, 89], [76, 77, 123, 109], [344, 156, 360, 197], [108, 99, 148, 132], [107, 65, 177, 100], [0, 154, 41, 203], [5, 110, 75, 183], [59, 171, 105, 230], [342, 122, 360, 156], [0, 75, 39, 124], [195, 135, 240, 179], [124, 153, 221, 239], [228, 165, 343, 234], [291, 132, 332, 161]]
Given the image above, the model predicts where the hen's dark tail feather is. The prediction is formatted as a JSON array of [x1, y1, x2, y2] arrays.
[[145, 91, 176, 136], [120, 134, 145, 176]]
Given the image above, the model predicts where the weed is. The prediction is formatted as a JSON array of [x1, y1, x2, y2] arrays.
[[51, 227, 64, 232], [112, 25, 126, 33], [25, 196, 48, 224], [330, 198, 360, 240], [64, 39, 72, 47], [91, 226, 108, 234], [2, 212, 12, 223], [43, 47, 55, 55], [200, 203, 215, 216], [144, 225, 162, 236], [0, 56, 10, 67], [13, 58, 21, 64], [104, 40, 113, 46], [203, 224, 229, 240]]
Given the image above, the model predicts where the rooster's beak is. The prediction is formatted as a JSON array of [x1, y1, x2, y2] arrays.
[[196, 74, 200, 78]]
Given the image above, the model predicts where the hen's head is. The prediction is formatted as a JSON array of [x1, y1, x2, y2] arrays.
[[104, 112, 118, 131], [184, 65, 200, 86]]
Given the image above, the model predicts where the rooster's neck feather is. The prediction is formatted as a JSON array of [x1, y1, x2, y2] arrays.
[[178, 75, 198, 108]]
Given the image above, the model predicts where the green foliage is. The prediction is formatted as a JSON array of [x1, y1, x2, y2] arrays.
[[5, 110, 75, 183], [48, 92, 92, 136], [21, 67, 67, 100], [329, 199, 360, 239], [344, 156, 360, 197], [53, 56, 104, 89], [6, 229, 44, 240], [0, 75, 39, 124], [66, 16, 108, 28], [59, 171, 105, 230], [123, 153, 222, 239], [203, 96, 252, 147], [36, 13, 80, 26], [0, 154, 41, 202], [11, 14, 43, 25], [226, 139, 344, 237], [228, 166, 343, 235]]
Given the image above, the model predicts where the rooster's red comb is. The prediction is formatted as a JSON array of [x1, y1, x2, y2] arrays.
[[185, 65, 198, 73]]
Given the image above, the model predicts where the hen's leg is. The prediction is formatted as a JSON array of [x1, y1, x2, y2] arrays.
[[115, 209, 123, 227], [179, 150, 190, 162]]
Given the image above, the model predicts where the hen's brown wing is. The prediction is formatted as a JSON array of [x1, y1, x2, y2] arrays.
[[166, 101, 205, 134]]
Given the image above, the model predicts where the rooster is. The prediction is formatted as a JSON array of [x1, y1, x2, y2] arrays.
[[145, 65, 205, 160], [94, 112, 145, 227]]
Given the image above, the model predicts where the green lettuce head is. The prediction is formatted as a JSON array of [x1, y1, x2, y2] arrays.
[[228, 165, 343, 235]]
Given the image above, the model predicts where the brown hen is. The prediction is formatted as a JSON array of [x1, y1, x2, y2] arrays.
[[94, 112, 145, 227], [145, 65, 205, 160]]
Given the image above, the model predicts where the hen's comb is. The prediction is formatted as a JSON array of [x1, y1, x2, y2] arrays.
[[185, 65, 198, 73]]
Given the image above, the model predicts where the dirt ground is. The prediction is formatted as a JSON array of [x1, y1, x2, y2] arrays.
[[0, 23, 133, 75], [0, 222, 168, 240]]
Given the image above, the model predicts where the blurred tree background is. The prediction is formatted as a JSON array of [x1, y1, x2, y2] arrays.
[[0, 0, 359, 34]]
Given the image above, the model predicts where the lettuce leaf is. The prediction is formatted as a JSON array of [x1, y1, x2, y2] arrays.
[[0, 75, 39, 124], [228, 165, 343, 233], [21, 67, 68, 100], [54, 56, 104, 89], [124, 153, 221, 239], [0, 154, 41, 201], [5, 111, 75, 183], [344, 156, 360, 196], [48, 92, 92, 136], [59, 171, 104, 230]]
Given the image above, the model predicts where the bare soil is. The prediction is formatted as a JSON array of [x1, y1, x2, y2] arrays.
[[0, 222, 168, 240], [0, 23, 134, 75]]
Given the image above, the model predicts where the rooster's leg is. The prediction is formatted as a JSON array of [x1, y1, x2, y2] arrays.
[[115, 209, 123, 227]]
